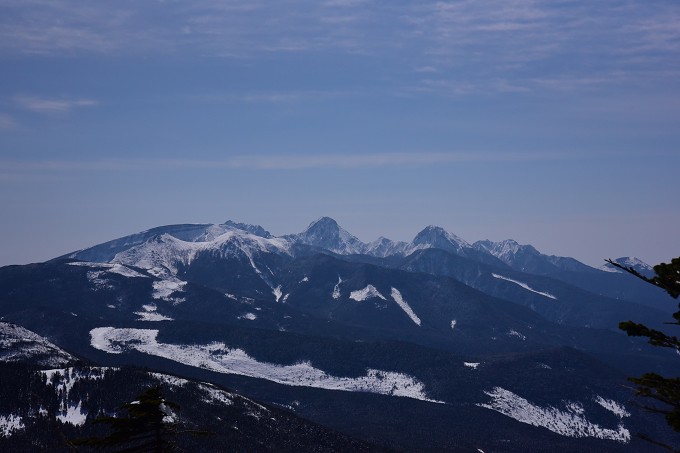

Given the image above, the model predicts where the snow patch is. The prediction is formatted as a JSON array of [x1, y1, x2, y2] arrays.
[[238, 313, 257, 321], [69, 261, 148, 278], [478, 387, 629, 442], [0, 414, 24, 437], [86, 270, 114, 290], [350, 285, 386, 302], [135, 312, 174, 321], [152, 278, 187, 304], [300, 276, 309, 283], [508, 330, 526, 341], [450, 320, 457, 330], [134, 304, 173, 321], [332, 276, 342, 300], [199, 384, 234, 407], [57, 401, 87, 426], [390, 288, 421, 326], [595, 396, 630, 418], [150, 373, 189, 388], [272, 285, 283, 302], [492, 274, 557, 300], [89, 327, 441, 403], [464, 362, 480, 369]]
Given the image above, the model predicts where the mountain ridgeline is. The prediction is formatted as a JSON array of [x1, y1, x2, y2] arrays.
[[0, 217, 676, 452]]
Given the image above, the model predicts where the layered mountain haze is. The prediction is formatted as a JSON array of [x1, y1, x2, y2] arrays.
[[1, 217, 675, 451]]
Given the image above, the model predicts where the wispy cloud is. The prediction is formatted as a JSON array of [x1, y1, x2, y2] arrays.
[[0, 113, 17, 129], [14, 96, 97, 113], [0, 151, 594, 176], [1, 1, 679, 96]]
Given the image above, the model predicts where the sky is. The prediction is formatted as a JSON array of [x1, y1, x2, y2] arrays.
[[1, 0, 679, 267]]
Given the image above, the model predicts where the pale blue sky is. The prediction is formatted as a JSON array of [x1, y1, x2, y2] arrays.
[[1, 0, 679, 267]]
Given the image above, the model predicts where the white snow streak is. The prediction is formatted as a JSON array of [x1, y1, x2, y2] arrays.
[[595, 396, 630, 418], [349, 285, 386, 302], [135, 311, 174, 321], [68, 262, 148, 278], [390, 288, 421, 326], [464, 362, 480, 369], [89, 328, 440, 403], [332, 276, 342, 300], [272, 285, 283, 302], [491, 274, 557, 300], [478, 387, 629, 442]]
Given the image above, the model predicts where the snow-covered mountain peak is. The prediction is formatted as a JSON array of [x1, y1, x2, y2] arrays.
[[474, 239, 541, 261], [601, 257, 654, 277], [411, 226, 470, 253], [305, 216, 341, 233], [112, 229, 292, 277], [294, 217, 365, 254], [222, 220, 272, 238]]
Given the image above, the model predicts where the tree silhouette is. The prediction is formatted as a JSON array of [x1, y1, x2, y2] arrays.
[[74, 385, 208, 452], [607, 257, 680, 451]]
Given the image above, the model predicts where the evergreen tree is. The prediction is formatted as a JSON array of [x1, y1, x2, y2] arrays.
[[74, 385, 190, 452], [607, 256, 680, 451]]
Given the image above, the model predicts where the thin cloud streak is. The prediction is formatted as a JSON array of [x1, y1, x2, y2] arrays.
[[14, 96, 98, 113], [0, 151, 602, 176]]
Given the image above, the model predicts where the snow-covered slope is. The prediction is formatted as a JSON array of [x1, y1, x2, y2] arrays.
[[112, 230, 292, 278], [478, 387, 630, 442], [0, 322, 74, 367], [601, 257, 655, 278], [474, 239, 595, 274], [90, 327, 440, 402], [410, 225, 471, 255], [288, 217, 366, 255]]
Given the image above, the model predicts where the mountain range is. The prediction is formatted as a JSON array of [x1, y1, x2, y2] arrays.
[[0, 217, 676, 451]]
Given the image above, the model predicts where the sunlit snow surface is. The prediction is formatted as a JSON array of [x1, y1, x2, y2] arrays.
[[349, 285, 386, 301], [90, 327, 440, 403], [478, 387, 630, 442], [111, 231, 291, 276], [491, 274, 557, 300], [390, 288, 421, 326], [68, 261, 149, 278]]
